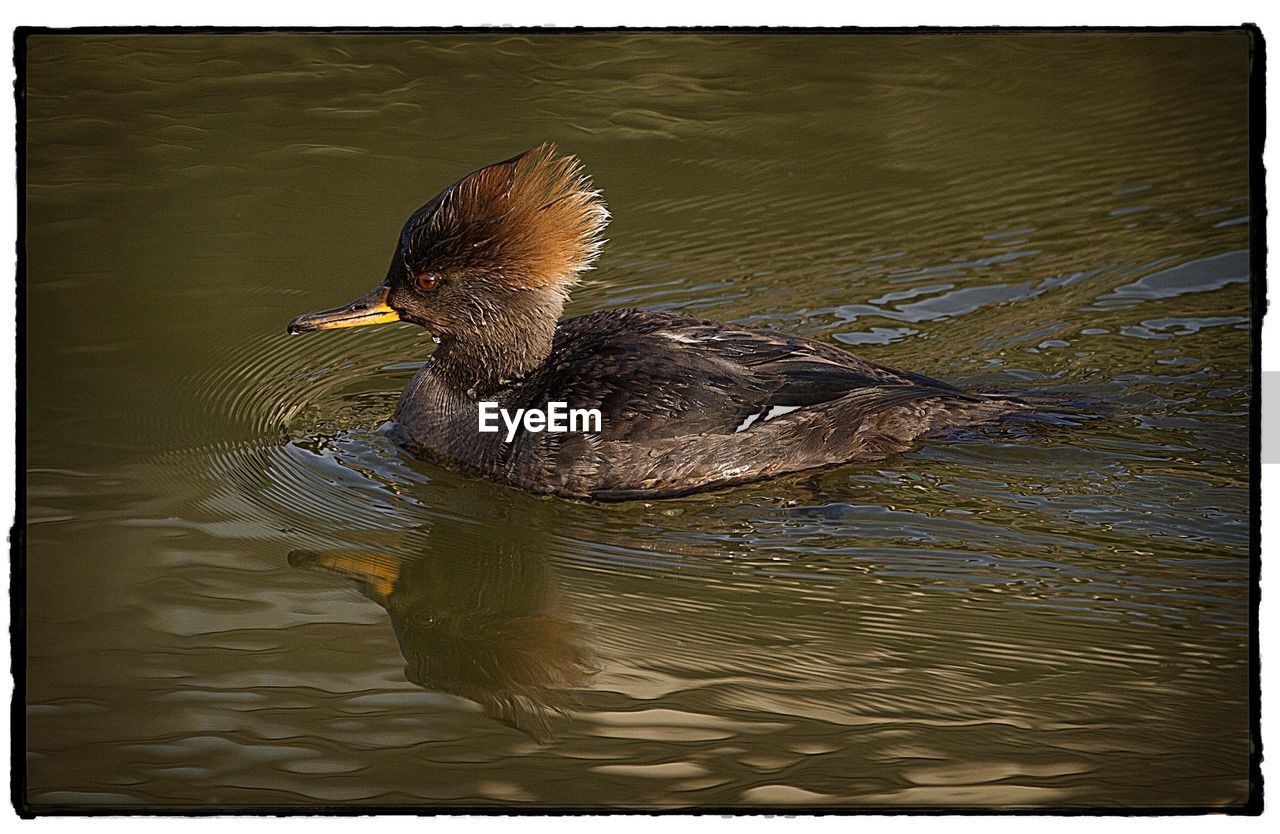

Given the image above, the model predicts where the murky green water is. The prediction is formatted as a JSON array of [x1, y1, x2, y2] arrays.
[[22, 31, 1256, 810]]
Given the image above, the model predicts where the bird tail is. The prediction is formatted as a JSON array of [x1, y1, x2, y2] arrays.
[[978, 389, 1116, 427]]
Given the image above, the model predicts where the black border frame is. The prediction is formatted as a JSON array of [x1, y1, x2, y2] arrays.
[[9, 23, 1267, 818]]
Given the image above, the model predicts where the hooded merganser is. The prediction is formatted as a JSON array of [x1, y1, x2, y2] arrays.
[[288, 145, 1038, 500]]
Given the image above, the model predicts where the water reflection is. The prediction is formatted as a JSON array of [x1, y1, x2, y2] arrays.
[[22, 31, 1254, 809], [290, 506, 594, 741]]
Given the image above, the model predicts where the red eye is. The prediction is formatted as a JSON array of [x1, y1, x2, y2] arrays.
[[415, 274, 439, 291]]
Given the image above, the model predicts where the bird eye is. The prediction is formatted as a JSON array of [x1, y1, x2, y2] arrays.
[[415, 273, 440, 291]]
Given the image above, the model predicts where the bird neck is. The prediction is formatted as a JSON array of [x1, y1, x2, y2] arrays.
[[429, 289, 564, 395]]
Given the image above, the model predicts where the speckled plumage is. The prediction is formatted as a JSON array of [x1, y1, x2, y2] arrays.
[[392, 308, 1029, 500]]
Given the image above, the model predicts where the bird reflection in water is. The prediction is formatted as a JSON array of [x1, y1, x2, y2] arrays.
[[289, 513, 595, 741]]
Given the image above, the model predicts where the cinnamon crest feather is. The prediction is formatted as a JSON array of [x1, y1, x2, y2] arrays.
[[402, 143, 610, 295]]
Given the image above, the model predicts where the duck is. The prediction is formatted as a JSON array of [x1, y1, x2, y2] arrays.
[[288, 144, 1047, 501]]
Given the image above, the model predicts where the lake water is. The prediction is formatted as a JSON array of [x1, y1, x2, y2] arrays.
[[21, 31, 1257, 810]]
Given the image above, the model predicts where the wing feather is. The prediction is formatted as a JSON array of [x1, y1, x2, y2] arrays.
[[503, 310, 970, 443]]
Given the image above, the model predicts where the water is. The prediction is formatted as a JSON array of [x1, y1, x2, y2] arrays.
[[21, 32, 1255, 810]]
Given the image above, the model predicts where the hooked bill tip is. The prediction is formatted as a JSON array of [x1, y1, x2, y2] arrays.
[[287, 314, 321, 335]]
